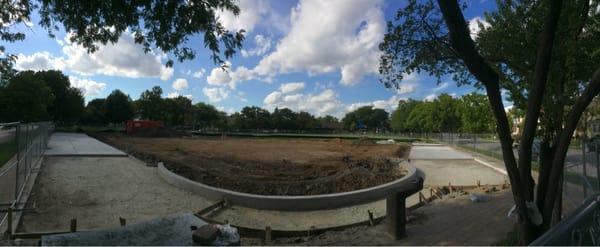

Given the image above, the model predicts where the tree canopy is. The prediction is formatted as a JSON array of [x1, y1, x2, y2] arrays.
[[380, 0, 600, 242], [1, 0, 245, 81]]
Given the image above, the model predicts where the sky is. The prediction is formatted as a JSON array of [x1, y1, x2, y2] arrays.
[[5, 0, 499, 118]]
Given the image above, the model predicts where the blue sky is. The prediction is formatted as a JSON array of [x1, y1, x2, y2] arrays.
[[6, 0, 498, 117]]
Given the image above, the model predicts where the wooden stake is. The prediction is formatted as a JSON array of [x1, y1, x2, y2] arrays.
[[70, 219, 77, 232], [7, 207, 13, 239], [119, 217, 126, 226], [264, 226, 272, 245], [367, 210, 374, 226]]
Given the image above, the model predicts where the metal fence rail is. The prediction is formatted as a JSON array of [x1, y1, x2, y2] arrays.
[[0, 122, 54, 233]]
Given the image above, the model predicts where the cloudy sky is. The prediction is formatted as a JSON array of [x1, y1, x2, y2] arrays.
[[7, 0, 497, 117]]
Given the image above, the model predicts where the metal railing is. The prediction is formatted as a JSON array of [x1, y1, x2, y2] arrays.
[[0, 122, 54, 232], [531, 193, 600, 245]]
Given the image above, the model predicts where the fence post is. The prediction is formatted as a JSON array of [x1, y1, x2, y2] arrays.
[[14, 125, 20, 201], [582, 139, 588, 198]]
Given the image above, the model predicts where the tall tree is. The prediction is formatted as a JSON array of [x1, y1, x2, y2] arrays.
[[82, 98, 107, 125], [459, 93, 495, 133], [164, 96, 192, 126], [35, 70, 84, 122], [105, 89, 134, 124], [0, 71, 54, 122], [379, 0, 600, 242], [137, 86, 165, 121]]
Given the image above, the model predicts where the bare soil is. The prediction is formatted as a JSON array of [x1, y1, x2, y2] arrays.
[[93, 133, 410, 195]]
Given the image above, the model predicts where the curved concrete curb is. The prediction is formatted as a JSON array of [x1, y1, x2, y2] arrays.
[[158, 162, 424, 211]]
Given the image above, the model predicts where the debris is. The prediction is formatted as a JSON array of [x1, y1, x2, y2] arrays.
[[469, 193, 487, 203], [212, 224, 240, 246], [376, 139, 396, 144], [192, 224, 221, 245]]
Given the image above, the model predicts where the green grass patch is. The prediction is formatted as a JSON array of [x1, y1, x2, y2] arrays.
[[55, 125, 124, 133], [0, 140, 17, 168], [193, 131, 420, 142]]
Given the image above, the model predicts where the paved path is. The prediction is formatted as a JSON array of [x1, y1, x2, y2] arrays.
[[410, 144, 474, 160], [0, 129, 15, 144], [45, 133, 126, 156]]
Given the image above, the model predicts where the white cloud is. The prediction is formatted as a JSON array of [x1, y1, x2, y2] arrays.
[[172, 78, 188, 91], [15, 52, 64, 71], [263, 84, 344, 116], [433, 82, 450, 92], [254, 0, 385, 86], [192, 68, 206, 78], [469, 16, 491, 39], [60, 32, 173, 80], [202, 87, 230, 102], [166, 92, 193, 100], [241, 34, 272, 57], [216, 0, 272, 33], [279, 82, 305, 94], [206, 63, 257, 90], [346, 95, 402, 113], [68, 76, 106, 97], [424, 94, 437, 101]]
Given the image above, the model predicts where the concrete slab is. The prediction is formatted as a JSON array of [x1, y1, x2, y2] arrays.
[[45, 132, 126, 156], [409, 145, 473, 160], [18, 156, 423, 234], [41, 213, 207, 246], [412, 159, 506, 186]]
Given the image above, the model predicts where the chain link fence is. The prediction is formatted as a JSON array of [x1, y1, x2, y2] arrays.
[[0, 122, 54, 233]]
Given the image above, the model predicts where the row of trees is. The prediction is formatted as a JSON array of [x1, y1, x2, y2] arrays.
[[0, 70, 85, 123], [0, 70, 497, 133], [390, 93, 495, 133]]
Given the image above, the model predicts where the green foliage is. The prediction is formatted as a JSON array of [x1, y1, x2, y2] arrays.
[[164, 96, 192, 126], [342, 106, 389, 131], [238, 106, 271, 130], [389, 93, 495, 133], [137, 86, 165, 121], [82, 98, 107, 125], [192, 102, 225, 129], [105, 90, 134, 124], [1, 0, 244, 77], [0, 71, 54, 122], [35, 70, 85, 123]]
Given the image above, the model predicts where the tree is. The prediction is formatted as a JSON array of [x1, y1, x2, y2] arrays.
[[390, 99, 419, 132], [342, 106, 389, 131], [270, 108, 298, 130], [459, 93, 495, 133], [239, 106, 271, 130], [35, 70, 84, 123], [137, 86, 165, 121], [105, 90, 134, 124], [434, 93, 462, 132], [164, 96, 192, 126], [82, 98, 107, 125], [192, 102, 224, 129], [380, 0, 600, 242], [316, 115, 340, 130], [0, 71, 54, 122], [1, 0, 245, 76]]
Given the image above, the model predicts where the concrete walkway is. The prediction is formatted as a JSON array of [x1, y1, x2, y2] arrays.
[[45, 133, 126, 156], [409, 144, 473, 160]]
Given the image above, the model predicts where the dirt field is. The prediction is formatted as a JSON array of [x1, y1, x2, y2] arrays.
[[94, 133, 410, 195]]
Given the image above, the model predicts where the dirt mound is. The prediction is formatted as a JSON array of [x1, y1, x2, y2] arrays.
[[95, 133, 408, 196], [352, 137, 376, 146]]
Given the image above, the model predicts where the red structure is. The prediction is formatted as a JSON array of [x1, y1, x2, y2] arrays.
[[126, 120, 164, 135]]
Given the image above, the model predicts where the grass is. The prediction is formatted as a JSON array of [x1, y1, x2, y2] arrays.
[[55, 125, 125, 133], [194, 131, 420, 142], [0, 140, 17, 168]]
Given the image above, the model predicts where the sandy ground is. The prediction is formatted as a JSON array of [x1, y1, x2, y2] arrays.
[[244, 189, 515, 245], [94, 133, 410, 195]]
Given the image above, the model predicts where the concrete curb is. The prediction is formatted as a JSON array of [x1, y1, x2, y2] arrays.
[[158, 162, 424, 211]]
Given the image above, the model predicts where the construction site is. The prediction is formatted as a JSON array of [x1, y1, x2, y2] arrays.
[[1, 126, 516, 245]]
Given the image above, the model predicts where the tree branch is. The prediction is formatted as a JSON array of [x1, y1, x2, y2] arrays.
[[518, 0, 563, 202], [436, 0, 529, 225], [542, 66, 600, 228]]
